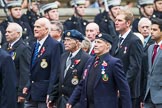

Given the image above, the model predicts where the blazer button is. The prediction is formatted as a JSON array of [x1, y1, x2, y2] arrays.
[[62, 85, 64, 88], [85, 98, 87, 101], [32, 81, 34, 83], [62, 94, 64, 97]]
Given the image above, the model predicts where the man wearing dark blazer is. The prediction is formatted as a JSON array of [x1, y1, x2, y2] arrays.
[[2, 23, 31, 108], [0, 48, 17, 108], [111, 10, 143, 108], [66, 33, 132, 108], [23, 18, 61, 108], [47, 30, 91, 108], [144, 18, 162, 108], [138, 18, 154, 105]]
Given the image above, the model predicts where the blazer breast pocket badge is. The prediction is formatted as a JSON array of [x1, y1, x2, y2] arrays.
[[40, 59, 48, 69]]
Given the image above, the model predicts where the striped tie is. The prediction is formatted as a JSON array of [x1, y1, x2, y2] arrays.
[[32, 42, 40, 66]]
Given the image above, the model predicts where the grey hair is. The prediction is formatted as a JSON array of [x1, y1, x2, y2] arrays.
[[138, 17, 152, 27], [50, 20, 63, 32], [8, 22, 23, 37]]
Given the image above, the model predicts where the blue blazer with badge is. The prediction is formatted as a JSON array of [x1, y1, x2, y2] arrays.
[[26, 35, 61, 101], [0, 49, 17, 108], [68, 53, 132, 108]]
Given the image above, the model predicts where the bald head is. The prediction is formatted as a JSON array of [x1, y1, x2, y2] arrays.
[[85, 22, 100, 42], [34, 18, 51, 40]]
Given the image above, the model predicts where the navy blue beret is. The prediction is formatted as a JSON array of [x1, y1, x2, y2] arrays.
[[63, 30, 84, 42], [96, 33, 113, 44]]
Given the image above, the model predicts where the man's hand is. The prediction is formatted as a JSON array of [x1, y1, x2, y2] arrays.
[[17, 96, 25, 102], [66, 103, 72, 108], [23, 87, 28, 94], [47, 101, 54, 108], [140, 102, 144, 108]]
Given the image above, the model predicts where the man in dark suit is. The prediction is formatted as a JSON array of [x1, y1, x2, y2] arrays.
[[23, 18, 61, 108], [111, 10, 143, 108], [47, 30, 91, 108], [66, 33, 132, 108], [144, 18, 162, 108], [2, 23, 31, 108], [0, 48, 17, 108], [138, 18, 154, 105]]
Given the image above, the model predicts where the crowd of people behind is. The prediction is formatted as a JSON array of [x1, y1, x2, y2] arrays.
[[0, 0, 162, 108]]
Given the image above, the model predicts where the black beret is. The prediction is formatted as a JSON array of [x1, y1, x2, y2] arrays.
[[96, 33, 113, 44], [63, 30, 84, 42]]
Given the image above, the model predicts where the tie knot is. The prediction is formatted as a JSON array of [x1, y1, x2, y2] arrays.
[[8, 43, 12, 50], [36, 42, 40, 46], [69, 53, 72, 58], [35, 42, 40, 49], [154, 45, 159, 49], [119, 37, 124, 43]]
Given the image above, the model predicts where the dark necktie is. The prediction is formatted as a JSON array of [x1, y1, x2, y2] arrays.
[[115, 37, 123, 54], [7, 43, 12, 50], [152, 45, 159, 64], [32, 42, 40, 66]]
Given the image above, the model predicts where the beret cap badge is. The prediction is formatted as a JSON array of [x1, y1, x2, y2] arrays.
[[98, 33, 102, 37], [67, 32, 71, 36]]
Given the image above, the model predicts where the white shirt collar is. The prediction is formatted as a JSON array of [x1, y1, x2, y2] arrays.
[[10, 37, 21, 47], [119, 29, 131, 40], [156, 40, 162, 46], [37, 35, 48, 51], [71, 48, 81, 58], [57, 38, 62, 42], [89, 41, 95, 54]]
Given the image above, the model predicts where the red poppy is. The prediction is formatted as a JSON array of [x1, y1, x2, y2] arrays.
[[160, 44, 162, 50], [102, 61, 108, 67], [39, 47, 45, 56], [74, 59, 80, 65]]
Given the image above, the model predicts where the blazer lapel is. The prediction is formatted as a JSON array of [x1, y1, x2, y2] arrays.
[[152, 47, 162, 71], [116, 32, 132, 55], [94, 53, 110, 88], [144, 37, 154, 51], [148, 45, 154, 74], [64, 50, 82, 81]]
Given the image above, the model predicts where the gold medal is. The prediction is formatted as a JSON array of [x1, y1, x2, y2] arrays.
[[40, 59, 48, 68], [102, 74, 108, 82], [71, 76, 79, 85]]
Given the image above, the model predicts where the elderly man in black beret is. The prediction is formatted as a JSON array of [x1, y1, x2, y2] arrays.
[[66, 33, 132, 108], [47, 29, 91, 108]]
